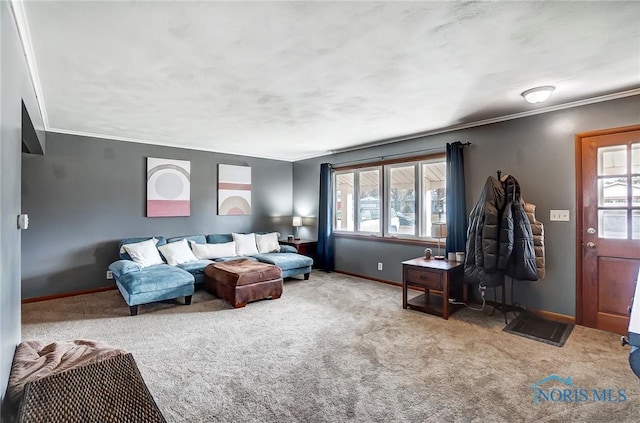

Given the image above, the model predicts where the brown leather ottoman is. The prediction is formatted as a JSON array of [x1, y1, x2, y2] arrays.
[[204, 259, 283, 308]]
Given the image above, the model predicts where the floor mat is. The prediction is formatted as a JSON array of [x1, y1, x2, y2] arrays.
[[503, 313, 574, 347]]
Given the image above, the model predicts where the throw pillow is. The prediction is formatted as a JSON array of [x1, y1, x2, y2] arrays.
[[232, 233, 259, 256], [121, 238, 164, 267], [157, 239, 198, 266], [189, 241, 236, 260], [108, 261, 142, 278], [256, 232, 281, 253]]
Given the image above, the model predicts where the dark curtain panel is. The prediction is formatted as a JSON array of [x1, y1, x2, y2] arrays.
[[445, 142, 467, 254], [316, 163, 335, 271]]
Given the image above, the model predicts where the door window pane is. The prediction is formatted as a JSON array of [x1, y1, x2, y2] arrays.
[[632, 143, 640, 174], [634, 210, 640, 240], [598, 145, 627, 175], [335, 173, 354, 231], [358, 169, 381, 233], [598, 209, 627, 239], [634, 176, 640, 206], [388, 165, 416, 235], [598, 178, 627, 207]]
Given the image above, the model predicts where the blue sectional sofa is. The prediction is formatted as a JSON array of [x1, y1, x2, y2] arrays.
[[109, 233, 314, 315]]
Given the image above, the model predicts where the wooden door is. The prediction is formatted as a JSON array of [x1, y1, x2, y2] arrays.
[[577, 125, 640, 335]]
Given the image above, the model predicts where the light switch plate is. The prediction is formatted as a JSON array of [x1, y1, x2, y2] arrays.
[[550, 210, 570, 221]]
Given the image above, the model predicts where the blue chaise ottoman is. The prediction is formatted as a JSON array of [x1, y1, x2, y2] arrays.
[[109, 237, 195, 316], [115, 264, 194, 316]]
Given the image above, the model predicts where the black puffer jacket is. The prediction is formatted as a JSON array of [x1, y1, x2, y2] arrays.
[[464, 176, 507, 287], [464, 175, 538, 287], [503, 176, 538, 281]]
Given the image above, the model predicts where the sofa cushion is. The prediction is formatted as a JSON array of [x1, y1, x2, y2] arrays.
[[279, 245, 298, 254], [120, 238, 165, 267], [157, 239, 198, 266], [256, 232, 281, 253], [253, 253, 313, 270], [214, 256, 258, 263], [167, 234, 206, 245], [176, 260, 215, 275], [117, 264, 193, 295], [232, 233, 259, 256], [190, 241, 236, 260], [206, 234, 233, 244], [118, 237, 166, 261], [108, 260, 142, 278]]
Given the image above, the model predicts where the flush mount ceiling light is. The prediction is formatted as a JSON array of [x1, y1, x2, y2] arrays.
[[521, 86, 555, 104]]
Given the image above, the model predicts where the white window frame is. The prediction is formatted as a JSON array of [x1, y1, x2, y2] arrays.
[[334, 166, 383, 234], [333, 155, 445, 241]]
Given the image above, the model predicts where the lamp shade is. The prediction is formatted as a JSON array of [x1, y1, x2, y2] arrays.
[[292, 216, 302, 227], [431, 222, 447, 238]]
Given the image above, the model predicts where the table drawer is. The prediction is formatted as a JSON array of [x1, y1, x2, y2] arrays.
[[405, 268, 442, 290]]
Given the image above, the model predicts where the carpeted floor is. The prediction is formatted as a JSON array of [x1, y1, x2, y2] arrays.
[[21, 271, 639, 422]]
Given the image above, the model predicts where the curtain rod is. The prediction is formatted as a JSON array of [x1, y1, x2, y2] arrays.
[[331, 141, 471, 167]]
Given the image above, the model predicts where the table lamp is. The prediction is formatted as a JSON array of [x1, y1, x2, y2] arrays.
[[431, 222, 447, 260], [292, 216, 302, 240]]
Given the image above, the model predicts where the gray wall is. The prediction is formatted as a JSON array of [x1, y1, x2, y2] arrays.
[[294, 95, 640, 316], [1, 1, 46, 414], [21, 133, 293, 299]]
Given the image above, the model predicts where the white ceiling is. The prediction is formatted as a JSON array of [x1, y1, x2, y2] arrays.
[[18, 1, 640, 162]]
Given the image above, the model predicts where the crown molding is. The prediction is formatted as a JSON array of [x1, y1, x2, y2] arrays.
[[46, 128, 302, 162], [330, 89, 640, 155], [10, 0, 48, 127]]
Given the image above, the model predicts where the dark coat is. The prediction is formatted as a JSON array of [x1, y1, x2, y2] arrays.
[[503, 176, 538, 281], [464, 175, 538, 287], [464, 176, 507, 287]]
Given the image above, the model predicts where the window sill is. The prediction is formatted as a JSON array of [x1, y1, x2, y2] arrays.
[[334, 231, 440, 247]]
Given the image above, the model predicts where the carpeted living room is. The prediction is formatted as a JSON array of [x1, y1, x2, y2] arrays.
[[15, 272, 640, 421], [2, 1, 640, 422]]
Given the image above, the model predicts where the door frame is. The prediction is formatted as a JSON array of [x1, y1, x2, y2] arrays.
[[575, 124, 640, 326]]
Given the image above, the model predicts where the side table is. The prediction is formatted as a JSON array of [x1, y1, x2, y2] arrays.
[[401, 257, 466, 319]]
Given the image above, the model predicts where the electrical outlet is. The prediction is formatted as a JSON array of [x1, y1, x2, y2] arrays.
[[106, 270, 113, 280], [377, 262, 383, 271]]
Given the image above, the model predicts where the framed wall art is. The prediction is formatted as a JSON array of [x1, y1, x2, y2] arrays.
[[218, 164, 251, 215], [147, 157, 191, 217]]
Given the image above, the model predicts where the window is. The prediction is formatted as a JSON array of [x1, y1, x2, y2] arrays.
[[596, 143, 640, 239], [334, 172, 354, 231], [358, 168, 381, 233], [333, 155, 446, 240], [388, 164, 415, 235]]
